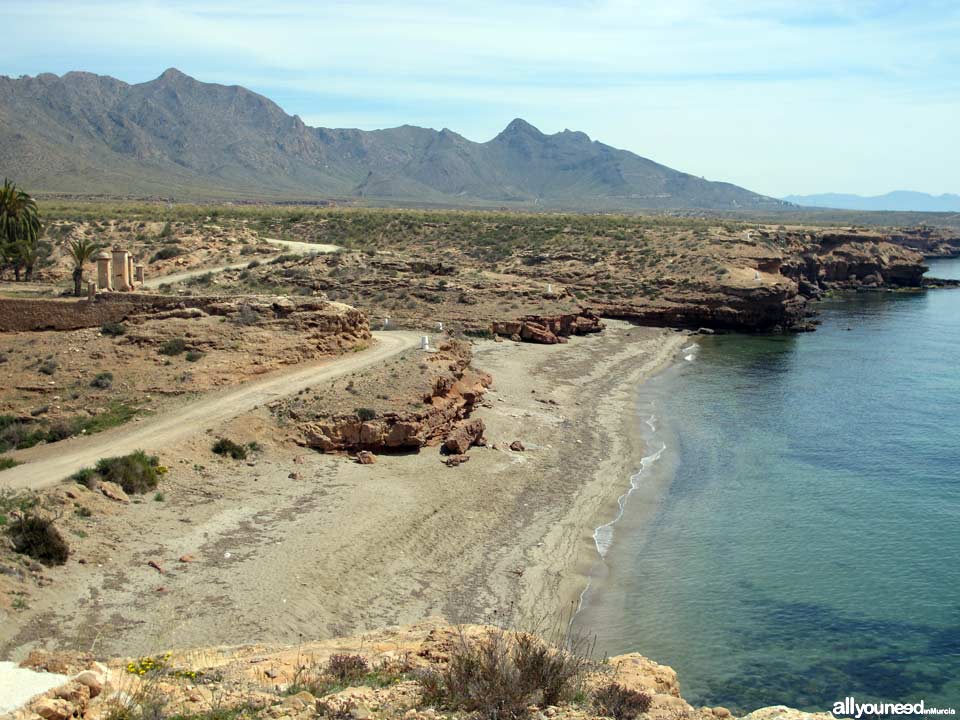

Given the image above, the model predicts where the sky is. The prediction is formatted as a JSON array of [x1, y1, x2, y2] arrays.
[[3, 0, 959, 198]]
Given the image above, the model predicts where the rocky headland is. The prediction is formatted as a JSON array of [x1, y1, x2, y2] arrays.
[[6, 619, 831, 720]]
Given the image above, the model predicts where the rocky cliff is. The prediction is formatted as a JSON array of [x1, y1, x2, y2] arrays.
[[586, 229, 930, 332], [887, 227, 960, 258], [7, 619, 832, 720]]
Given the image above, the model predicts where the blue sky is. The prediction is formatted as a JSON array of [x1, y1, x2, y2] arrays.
[[4, 0, 959, 197]]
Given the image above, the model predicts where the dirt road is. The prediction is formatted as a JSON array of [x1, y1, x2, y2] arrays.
[[1, 331, 419, 491], [141, 238, 340, 288]]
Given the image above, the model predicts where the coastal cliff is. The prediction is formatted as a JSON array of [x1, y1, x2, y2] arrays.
[[585, 229, 929, 332], [7, 619, 831, 720]]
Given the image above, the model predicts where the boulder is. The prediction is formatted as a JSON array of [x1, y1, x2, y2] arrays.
[[33, 698, 74, 720], [98, 481, 129, 503], [509, 440, 525, 452], [442, 418, 486, 455], [356, 451, 377, 465], [73, 669, 105, 698], [443, 454, 470, 467]]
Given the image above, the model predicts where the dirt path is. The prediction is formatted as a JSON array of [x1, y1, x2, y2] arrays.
[[1, 331, 419, 491], [141, 238, 340, 288]]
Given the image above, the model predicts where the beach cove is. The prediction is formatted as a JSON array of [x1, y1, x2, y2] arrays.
[[574, 259, 960, 714]]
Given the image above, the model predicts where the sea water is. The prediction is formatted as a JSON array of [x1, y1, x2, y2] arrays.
[[574, 258, 960, 713]]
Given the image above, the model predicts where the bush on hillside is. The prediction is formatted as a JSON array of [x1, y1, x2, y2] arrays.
[[159, 338, 187, 356], [72, 450, 162, 495], [417, 629, 588, 718], [212, 438, 248, 460], [592, 682, 653, 720], [9, 514, 70, 566], [101, 322, 126, 337], [150, 245, 183, 262]]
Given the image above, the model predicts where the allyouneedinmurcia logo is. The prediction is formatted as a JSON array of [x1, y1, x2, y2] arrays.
[[833, 697, 956, 718]]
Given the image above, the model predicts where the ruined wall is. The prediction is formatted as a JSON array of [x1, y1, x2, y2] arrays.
[[0, 294, 370, 339], [0, 297, 133, 332]]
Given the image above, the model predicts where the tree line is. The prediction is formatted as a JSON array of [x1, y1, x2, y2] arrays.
[[1, 178, 105, 295]]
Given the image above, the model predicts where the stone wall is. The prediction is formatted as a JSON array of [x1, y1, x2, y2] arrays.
[[0, 297, 133, 332], [0, 294, 369, 337]]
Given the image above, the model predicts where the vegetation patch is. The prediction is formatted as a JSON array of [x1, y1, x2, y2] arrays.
[[159, 338, 188, 356], [91, 371, 114, 389], [150, 245, 184, 262], [592, 682, 653, 720], [0, 456, 21, 471], [0, 405, 142, 453], [8, 513, 70, 566], [417, 629, 589, 718], [101, 322, 126, 337], [355, 407, 377, 422], [0, 489, 36, 526], [73, 450, 165, 495], [212, 438, 248, 460]]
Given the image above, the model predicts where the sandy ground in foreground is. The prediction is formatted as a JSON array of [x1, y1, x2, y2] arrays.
[[1, 321, 685, 660]]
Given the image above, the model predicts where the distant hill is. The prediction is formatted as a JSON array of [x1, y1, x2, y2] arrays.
[[784, 191, 960, 212], [0, 68, 788, 210]]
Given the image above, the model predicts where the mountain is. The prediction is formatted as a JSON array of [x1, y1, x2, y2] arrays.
[[784, 191, 960, 212], [0, 68, 787, 210]]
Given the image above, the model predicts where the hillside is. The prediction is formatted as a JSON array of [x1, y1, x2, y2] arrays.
[[0, 69, 788, 210], [784, 190, 960, 212]]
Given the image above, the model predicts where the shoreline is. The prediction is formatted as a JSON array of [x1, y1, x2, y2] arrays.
[[1, 321, 687, 659], [483, 321, 688, 630]]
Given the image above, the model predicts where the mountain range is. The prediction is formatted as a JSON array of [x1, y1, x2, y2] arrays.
[[0, 68, 789, 210], [783, 191, 960, 213]]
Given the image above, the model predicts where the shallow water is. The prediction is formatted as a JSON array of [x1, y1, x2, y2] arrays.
[[575, 258, 960, 713]]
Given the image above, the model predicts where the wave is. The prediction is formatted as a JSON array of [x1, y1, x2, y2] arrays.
[[592, 439, 666, 558]]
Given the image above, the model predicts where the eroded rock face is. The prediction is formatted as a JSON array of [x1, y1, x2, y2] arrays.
[[491, 311, 604, 344], [297, 345, 491, 453], [888, 227, 960, 258], [781, 232, 928, 291], [594, 231, 930, 332]]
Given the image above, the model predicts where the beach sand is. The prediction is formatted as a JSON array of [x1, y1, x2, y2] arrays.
[[1, 321, 685, 659]]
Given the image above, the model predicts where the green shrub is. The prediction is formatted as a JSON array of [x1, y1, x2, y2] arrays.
[[159, 338, 187, 356], [185, 351, 205, 362], [8, 514, 70, 566], [91, 371, 114, 389], [356, 407, 377, 422], [150, 245, 183, 262], [0, 456, 20, 471], [79, 450, 162, 494], [101, 322, 126, 337], [39, 359, 58, 376], [212, 438, 248, 460]]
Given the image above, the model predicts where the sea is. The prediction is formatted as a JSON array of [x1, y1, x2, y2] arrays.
[[574, 258, 960, 714]]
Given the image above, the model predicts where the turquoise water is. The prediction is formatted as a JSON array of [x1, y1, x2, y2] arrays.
[[575, 259, 960, 714]]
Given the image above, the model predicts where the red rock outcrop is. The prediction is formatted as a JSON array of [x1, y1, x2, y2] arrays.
[[442, 418, 486, 455], [491, 311, 604, 343], [296, 345, 491, 453]]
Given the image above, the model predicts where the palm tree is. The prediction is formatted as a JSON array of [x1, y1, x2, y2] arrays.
[[0, 179, 42, 281], [66, 237, 104, 296]]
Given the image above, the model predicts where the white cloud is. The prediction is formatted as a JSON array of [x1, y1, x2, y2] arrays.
[[4, 0, 959, 195]]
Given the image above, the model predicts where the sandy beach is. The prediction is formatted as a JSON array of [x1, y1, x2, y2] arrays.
[[1, 321, 685, 659]]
